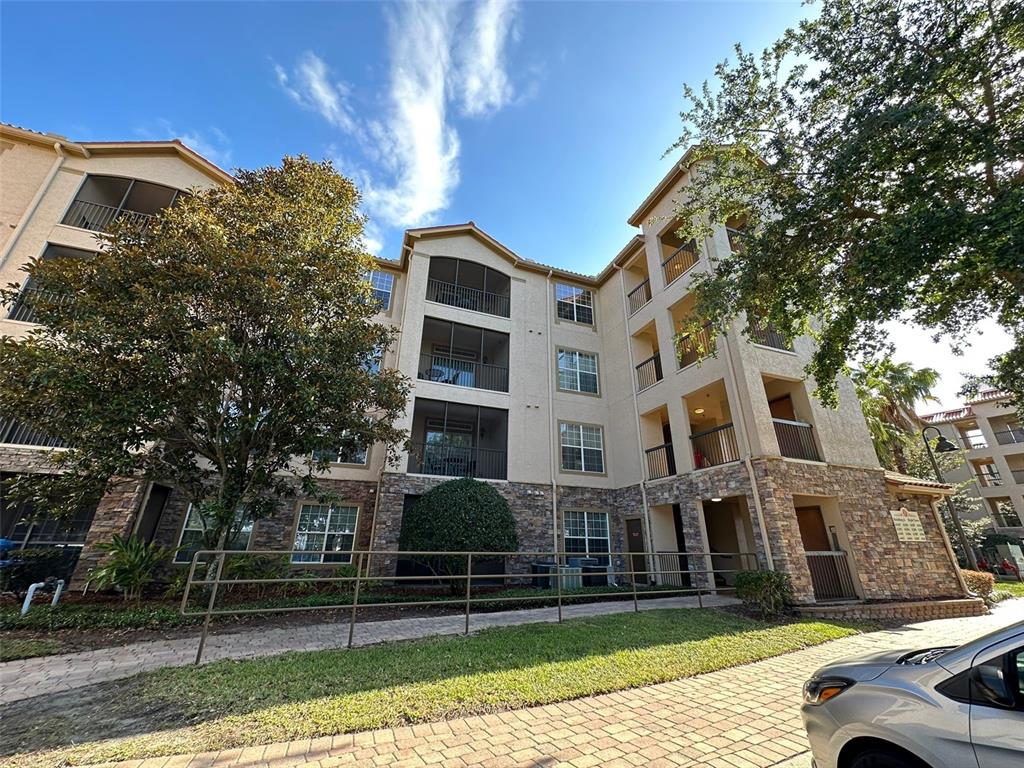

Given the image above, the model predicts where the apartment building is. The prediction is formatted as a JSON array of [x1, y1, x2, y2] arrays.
[[920, 390, 1024, 534], [0, 124, 968, 606]]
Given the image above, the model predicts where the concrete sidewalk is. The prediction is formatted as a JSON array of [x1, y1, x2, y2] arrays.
[[1, 593, 737, 702], [80, 598, 1024, 768]]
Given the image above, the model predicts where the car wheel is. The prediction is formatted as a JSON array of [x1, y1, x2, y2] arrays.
[[849, 747, 924, 768]]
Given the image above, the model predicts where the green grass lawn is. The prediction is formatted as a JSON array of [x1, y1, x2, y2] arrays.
[[995, 580, 1024, 598], [0, 638, 64, 662], [4, 608, 858, 767]]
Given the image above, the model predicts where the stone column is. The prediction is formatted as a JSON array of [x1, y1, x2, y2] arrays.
[[71, 478, 149, 585]]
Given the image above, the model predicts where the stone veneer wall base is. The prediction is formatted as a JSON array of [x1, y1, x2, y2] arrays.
[[794, 597, 987, 623]]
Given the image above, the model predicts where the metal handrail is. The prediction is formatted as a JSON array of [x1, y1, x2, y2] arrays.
[[407, 442, 508, 480], [748, 319, 792, 351], [995, 428, 1024, 446], [417, 353, 509, 393], [634, 353, 663, 391], [960, 434, 988, 450], [61, 199, 154, 234], [182, 547, 761, 663], [690, 423, 740, 467], [677, 323, 715, 368], [644, 443, 675, 480], [661, 243, 698, 285], [425, 278, 511, 318], [626, 279, 652, 315], [1011, 469, 1024, 485], [772, 418, 821, 462], [5, 286, 70, 324]]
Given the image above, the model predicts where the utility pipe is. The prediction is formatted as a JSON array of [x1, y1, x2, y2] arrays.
[[545, 269, 559, 554]]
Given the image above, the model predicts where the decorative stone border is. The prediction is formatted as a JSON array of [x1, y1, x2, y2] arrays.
[[794, 597, 987, 623]]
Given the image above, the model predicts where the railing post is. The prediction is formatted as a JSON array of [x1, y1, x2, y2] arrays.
[[347, 552, 365, 649], [556, 555, 563, 623], [194, 551, 226, 665], [631, 558, 639, 613], [464, 553, 472, 635]]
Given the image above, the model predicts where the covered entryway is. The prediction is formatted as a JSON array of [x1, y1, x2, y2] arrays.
[[795, 500, 860, 601], [701, 497, 758, 586]]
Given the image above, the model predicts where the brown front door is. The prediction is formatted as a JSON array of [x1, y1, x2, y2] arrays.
[[796, 506, 830, 552], [626, 518, 646, 583]]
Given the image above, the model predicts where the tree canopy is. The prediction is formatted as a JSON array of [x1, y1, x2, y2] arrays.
[[0, 156, 409, 547], [668, 0, 1023, 407]]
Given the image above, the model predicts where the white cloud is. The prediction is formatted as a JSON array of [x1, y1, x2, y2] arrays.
[[274, 52, 357, 133], [136, 120, 233, 168], [274, 0, 523, 229]]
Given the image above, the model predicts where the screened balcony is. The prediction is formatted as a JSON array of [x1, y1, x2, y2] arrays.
[[408, 399, 508, 480], [5, 244, 94, 324], [61, 175, 179, 234], [426, 257, 511, 318], [417, 318, 509, 393]]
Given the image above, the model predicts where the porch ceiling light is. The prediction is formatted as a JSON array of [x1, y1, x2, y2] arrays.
[[694, 408, 705, 415], [711, 497, 722, 502]]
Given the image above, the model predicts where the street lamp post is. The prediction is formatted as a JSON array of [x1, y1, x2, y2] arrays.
[[921, 426, 978, 571]]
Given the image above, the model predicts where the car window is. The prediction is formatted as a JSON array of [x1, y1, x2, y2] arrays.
[[938, 646, 1024, 711]]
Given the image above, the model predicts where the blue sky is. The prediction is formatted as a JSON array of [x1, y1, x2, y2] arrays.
[[1, 1, 1008, 406]]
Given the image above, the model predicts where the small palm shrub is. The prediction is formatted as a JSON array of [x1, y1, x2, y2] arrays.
[[734, 570, 793, 619], [88, 535, 177, 602]]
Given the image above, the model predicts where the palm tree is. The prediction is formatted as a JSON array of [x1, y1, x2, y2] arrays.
[[851, 359, 940, 473]]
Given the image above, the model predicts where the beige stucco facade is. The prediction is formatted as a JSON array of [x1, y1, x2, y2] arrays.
[[1, 125, 968, 605]]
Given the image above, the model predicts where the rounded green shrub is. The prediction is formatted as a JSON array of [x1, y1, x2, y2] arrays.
[[399, 477, 519, 554], [734, 570, 793, 619]]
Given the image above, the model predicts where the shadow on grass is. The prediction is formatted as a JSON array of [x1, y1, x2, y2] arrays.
[[0, 608, 857, 761]]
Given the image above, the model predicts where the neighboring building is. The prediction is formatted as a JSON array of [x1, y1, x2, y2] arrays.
[[920, 390, 1024, 535], [1, 125, 969, 607]]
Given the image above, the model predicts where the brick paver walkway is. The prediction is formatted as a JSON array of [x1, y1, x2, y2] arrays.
[[82, 598, 1024, 768], [0, 594, 736, 703]]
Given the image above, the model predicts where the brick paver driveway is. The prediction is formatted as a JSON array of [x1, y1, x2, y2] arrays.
[[82, 599, 1024, 768]]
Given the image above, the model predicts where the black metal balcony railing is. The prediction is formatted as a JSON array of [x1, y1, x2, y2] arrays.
[[677, 323, 715, 369], [627, 279, 652, 315], [0, 414, 69, 448], [690, 423, 739, 468], [748, 320, 792, 351], [993, 507, 1024, 528], [976, 470, 1003, 487], [425, 278, 511, 318], [408, 442, 507, 480], [995, 427, 1024, 446], [725, 227, 745, 253], [634, 353, 663, 392], [662, 243, 698, 286], [61, 199, 154, 234], [645, 443, 676, 480], [5, 286, 70, 324], [417, 353, 509, 393], [1012, 469, 1024, 485], [773, 418, 821, 462], [960, 434, 988, 450], [805, 551, 858, 601]]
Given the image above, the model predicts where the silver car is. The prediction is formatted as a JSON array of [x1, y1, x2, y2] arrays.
[[801, 622, 1024, 768]]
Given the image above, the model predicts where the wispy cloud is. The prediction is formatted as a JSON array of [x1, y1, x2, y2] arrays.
[[136, 120, 233, 168], [274, 0, 523, 230]]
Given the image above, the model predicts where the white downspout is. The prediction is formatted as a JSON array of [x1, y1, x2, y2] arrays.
[[1, 141, 66, 269], [545, 269, 559, 554]]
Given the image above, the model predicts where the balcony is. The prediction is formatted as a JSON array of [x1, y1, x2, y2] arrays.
[[645, 443, 676, 480], [627, 279, 652, 315], [995, 427, 1024, 446], [975, 469, 1003, 487], [661, 242, 698, 286], [61, 175, 178, 234], [409, 399, 508, 480], [426, 257, 511, 318], [960, 433, 988, 450], [748, 318, 792, 351], [1012, 469, 1024, 485], [773, 418, 821, 462], [677, 323, 715, 369], [0, 414, 68, 448], [417, 318, 509, 393], [635, 353, 663, 392], [691, 424, 739, 468], [6, 286, 67, 324]]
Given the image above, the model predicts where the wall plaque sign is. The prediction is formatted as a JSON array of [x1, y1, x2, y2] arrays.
[[890, 507, 927, 543]]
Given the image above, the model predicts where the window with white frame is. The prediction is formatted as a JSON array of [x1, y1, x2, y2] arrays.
[[291, 504, 359, 563], [366, 270, 395, 310], [557, 349, 599, 394], [564, 510, 610, 564], [555, 283, 594, 325], [560, 422, 604, 473], [313, 432, 368, 465], [174, 504, 253, 563]]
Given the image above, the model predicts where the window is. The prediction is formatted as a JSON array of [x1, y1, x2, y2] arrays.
[[174, 504, 253, 563], [366, 270, 395, 310], [557, 349, 599, 394], [560, 422, 604, 473], [564, 510, 610, 564], [313, 439, 368, 465], [363, 345, 383, 375], [291, 504, 358, 563], [938, 648, 1024, 711], [555, 283, 594, 325]]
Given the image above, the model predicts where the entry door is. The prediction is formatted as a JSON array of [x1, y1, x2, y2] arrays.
[[796, 506, 855, 600], [625, 518, 646, 583], [795, 506, 830, 552]]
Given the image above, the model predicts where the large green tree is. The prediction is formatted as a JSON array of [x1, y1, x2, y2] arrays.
[[668, 0, 1023, 407], [0, 156, 409, 548], [851, 359, 939, 472]]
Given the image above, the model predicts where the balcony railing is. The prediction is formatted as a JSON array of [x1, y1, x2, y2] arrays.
[[661, 243, 698, 286], [634, 353, 663, 392], [748, 320, 792, 351], [1012, 469, 1024, 485], [61, 199, 154, 234], [0, 414, 68, 448], [993, 507, 1024, 528], [417, 353, 509, 393], [677, 323, 715, 369], [5, 286, 70, 324], [691, 423, 739, 468], [960, 434, 988, 450], [976, 470, 1003, 487], [626, 279, 652, 315], [645, 443, 676, 480], [995, 427, 1024, 446], [773, 418, 821, 461], [408, 442, 507, 480], [425, 278, 510, 318], [805, 551, 858, 601]]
